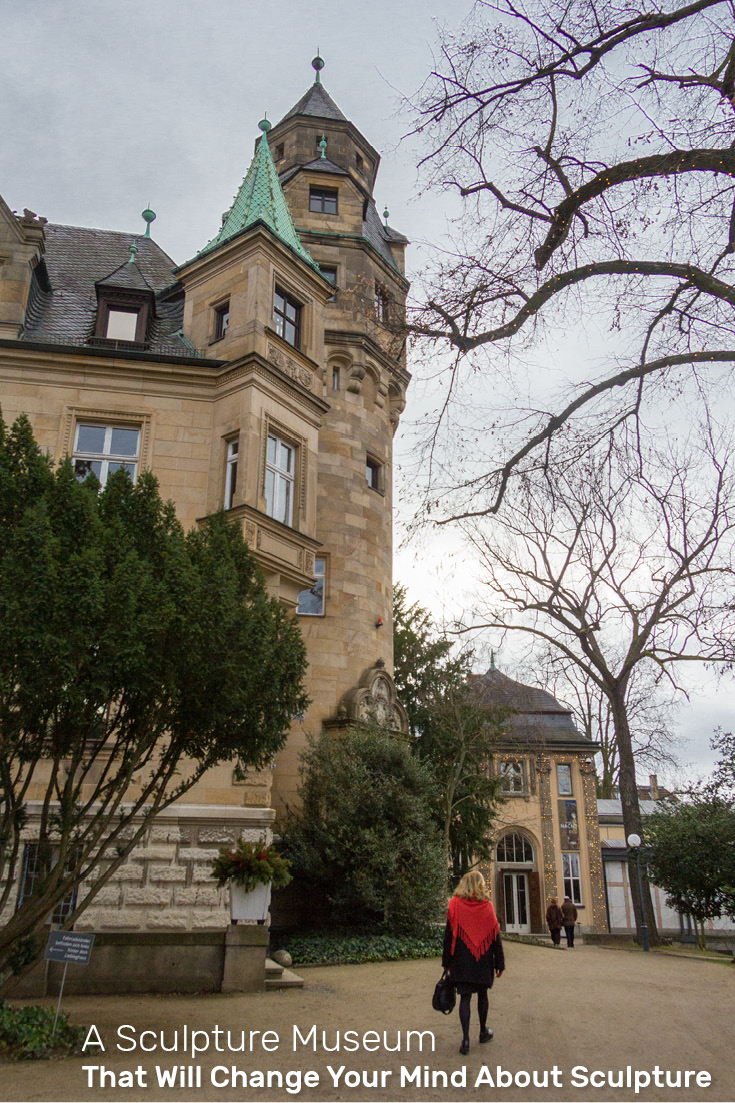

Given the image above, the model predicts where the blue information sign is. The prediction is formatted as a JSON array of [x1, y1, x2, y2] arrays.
[[44, 930, 95, 965]]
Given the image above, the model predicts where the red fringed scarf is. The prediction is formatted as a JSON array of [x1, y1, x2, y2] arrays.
[[448, 896, 500, 961]]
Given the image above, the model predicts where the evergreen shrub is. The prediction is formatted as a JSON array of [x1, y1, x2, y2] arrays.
[[0, 1002, 85, 1060], [280, 725, 446, 935]]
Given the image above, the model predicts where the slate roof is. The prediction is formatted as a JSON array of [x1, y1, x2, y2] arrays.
[[279, 82, 348, 124], [471, 667, 597, 748], [196, 130, 319, 272], [363, 199, 406, 274], [22, 224, 196, 357]]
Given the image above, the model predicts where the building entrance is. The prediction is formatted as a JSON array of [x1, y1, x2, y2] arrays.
[[503, 871, 530, 934]]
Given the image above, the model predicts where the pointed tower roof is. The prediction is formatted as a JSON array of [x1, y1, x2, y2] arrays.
[[278, 53, 348, 124], [279, 81, 348, 124], [197, 120, 319, 271]]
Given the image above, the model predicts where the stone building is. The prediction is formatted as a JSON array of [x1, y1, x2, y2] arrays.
[[0, 58, 409, 984], [471, 665, 608, 935]]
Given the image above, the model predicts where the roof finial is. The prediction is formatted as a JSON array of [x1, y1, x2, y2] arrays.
[[141, 206, 156, 238], [128, 240, 138, 263], [318, 133, 327, 159], [312, 50, 324, 84], [490, 650, 496, 671], [258, 115, 271, 134], [383, 205, 390, 227]]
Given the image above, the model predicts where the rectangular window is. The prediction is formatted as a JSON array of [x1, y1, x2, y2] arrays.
[[273, 287, 302, 349], [374, 284, 389, 324], [332, 367, 340, 391], [499, 760, 524, 793], [265, 433, 294, 526], [275, 143, 284, 161], [320, 266, 338, 302], [355, 152, 364, 171], [16, 842, 79, 924], [309, 187, 338, 215], [73, 423, 140, 486], [557, 763, 573, 796], [297, 557, 326, 616], [225, 437, 239, 509], [214, 301, 230, 341], [366, 457, 381, 491], [562, 852, 583, 905], [106, 308, 139, 342]]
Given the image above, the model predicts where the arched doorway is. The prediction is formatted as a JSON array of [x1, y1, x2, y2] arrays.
[[495, 832, 536, 935]]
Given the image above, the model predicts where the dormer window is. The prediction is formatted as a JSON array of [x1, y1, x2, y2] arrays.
[[105, 308, 139, 341], [93, 289, 153, 347]]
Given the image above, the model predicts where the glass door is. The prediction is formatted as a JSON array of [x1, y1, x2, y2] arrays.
[[503, 872, 530, 934]]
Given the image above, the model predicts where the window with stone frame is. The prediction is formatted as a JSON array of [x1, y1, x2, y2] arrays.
[[496, 832, 534, 864], [213, 300, 230, 341], [374, 283, 390, 325], [320, 266, 338, 302], [265, 432, 295, 526], [224, 436, 239, 509], [366, 456, 382, 492], [72, 422, 140, 487], [557, 763, 573, 795], [562, 852, 583, 905], [273, 286, 302, 349], [16, 842, 81, 924], [499, 759, 525, 794], [309, 187, 338, 215]]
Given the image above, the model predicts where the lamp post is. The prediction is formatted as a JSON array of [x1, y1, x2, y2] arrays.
[[626, 832, 650, 952]]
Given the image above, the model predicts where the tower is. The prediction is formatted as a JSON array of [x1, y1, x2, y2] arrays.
[[264, 57, 411, 809]]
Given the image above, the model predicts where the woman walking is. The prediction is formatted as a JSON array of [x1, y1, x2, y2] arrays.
[[442, 871, 504, 1055], [546, 897, 564, 945]]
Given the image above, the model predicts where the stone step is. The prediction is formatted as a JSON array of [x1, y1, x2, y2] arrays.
[[265, 959, 305, 989]]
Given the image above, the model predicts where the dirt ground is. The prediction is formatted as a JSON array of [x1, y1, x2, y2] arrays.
[[0, 942, 732, 1103]]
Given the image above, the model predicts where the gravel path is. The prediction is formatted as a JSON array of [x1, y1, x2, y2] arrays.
[[1, 943, 732, 1103]]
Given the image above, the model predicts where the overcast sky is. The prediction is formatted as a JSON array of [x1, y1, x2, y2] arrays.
[[2, 0, 731, 781]]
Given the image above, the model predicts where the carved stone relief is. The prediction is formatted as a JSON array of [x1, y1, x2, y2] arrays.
[[331, 661, 408, 734], [267, 342, 313, 390]]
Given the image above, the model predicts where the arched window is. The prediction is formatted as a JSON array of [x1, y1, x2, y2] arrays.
[[496, 833, 533, 864]]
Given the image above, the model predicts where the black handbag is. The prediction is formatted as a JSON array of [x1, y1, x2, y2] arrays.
[[432, 969, 456, 1014]]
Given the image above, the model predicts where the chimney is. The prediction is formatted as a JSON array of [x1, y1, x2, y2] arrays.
[[649, 774, 659, 800]]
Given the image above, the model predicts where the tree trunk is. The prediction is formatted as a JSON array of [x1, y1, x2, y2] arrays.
[[610, 686, 660, 946]]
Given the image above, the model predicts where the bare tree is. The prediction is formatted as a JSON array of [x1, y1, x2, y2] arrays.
[[520, 647, 681, 797], [457, 430, 735, 943], [407, 0, 735, 520]]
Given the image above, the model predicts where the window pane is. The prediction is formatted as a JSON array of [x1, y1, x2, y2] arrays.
[[75, 459, 102, 481], [279, 442, 293, 473], [76, 424, 106, 453], [107, 462, 135, 478], [267, 435, 277, 465], [297, 576, 324, 615], [106, 309, 139, 341], [110, 427, 139, 457]]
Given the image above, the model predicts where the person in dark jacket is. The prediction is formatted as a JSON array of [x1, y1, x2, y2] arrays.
[[546, 897, 564, 945], [442, 870, 504, 1055], [561, 896, 578, 947]]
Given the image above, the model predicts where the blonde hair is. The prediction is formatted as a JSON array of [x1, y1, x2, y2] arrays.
[[454, 870, 490, 902]]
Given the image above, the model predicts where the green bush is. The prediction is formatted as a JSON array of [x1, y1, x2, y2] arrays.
[[272, 930, 443, 965], [280, 725, 446, 934], [0, 1002, 85, 1060]]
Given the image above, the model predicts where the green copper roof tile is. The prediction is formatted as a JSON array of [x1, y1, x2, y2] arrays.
[[198, 123, 319, 271]]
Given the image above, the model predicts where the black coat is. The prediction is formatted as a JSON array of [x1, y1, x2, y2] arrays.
[[442, 920, 505, 986]]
